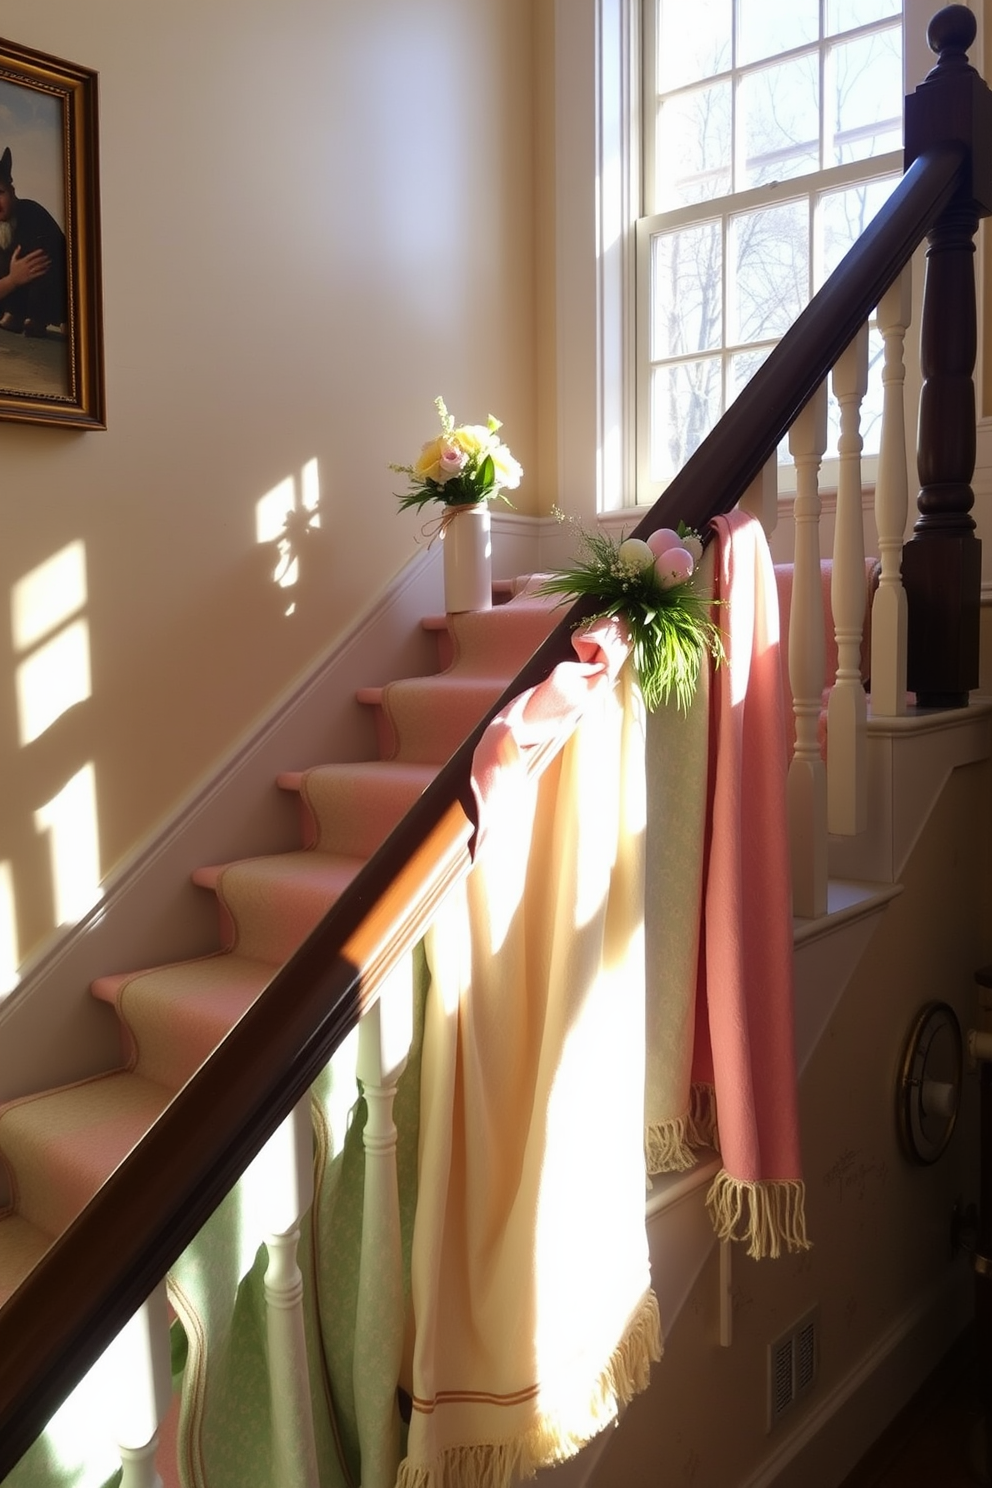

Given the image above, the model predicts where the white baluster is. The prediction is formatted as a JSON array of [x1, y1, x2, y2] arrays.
[[251, 1096, 320, 1488], [870, 265, 913, 717], [828, 324, 869, 836], [354, 956, 414, 1488], [788, 382, 829, 918], [100, 1280, 173, 1488], [738, 454, 779, 537]]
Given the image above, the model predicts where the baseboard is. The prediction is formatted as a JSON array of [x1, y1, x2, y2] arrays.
[[738, 1264, 974, 1488]]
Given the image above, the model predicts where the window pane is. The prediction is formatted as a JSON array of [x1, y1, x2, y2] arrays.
[[827, 29, 902, 165], [728, 345, 772, 403], [650, 223, 723, 360], [657, 0, 732, 91], [730, 200, 810, 343], [826, 0, 900, 35], [650, 358, 722, 481], [738, 0, 819, 66], [729, 347, 792, 463], [818, 174, 899, 283], [739, 54, 820, 187], [655, 81, 732, 208]]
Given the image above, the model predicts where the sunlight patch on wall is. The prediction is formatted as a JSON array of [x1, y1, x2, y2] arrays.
[[12, 542, 91, 746], [255, 460, 322, 616], [300, 457, 321, 528], [16, 619, 91, 746], [0, 863, 19, 998], [255, 476, 297, 547], [35, 763, 101, 925], [12, 541, 86, 649]]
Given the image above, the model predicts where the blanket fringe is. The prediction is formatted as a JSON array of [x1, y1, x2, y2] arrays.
[[645, 1114, 697, 1173], [706, 1170, 810, 1260], [645, 1084, 719, 1175], [395, 1291, 662, 1488]]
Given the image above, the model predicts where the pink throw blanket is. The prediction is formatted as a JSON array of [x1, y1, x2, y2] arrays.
[[701, 512, 807, 1255]]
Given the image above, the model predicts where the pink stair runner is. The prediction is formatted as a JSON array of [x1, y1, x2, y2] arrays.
[[0, 585, 562, 1313]]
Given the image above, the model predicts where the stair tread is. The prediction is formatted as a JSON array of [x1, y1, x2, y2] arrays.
[[0, 1072, 173, 1235], [197, 850, 369, 963], [192, 850, 366, 892], [277, 760, 437, 792], [374, 678, 510, 765], [287, 761, 438, 855], [92, 950, 273, 1006], [94, 954, 276, 1091]]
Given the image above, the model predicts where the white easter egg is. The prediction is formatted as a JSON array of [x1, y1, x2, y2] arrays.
[[681, 534, 703, 563], [617, 537, 656, 572]]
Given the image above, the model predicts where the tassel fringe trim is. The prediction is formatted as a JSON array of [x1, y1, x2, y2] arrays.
[[645, 1114, 697, 1173], [395, 1290, 662, 1488], [706, 1170, 810, 1260], [645, 1084, 719, 1175]]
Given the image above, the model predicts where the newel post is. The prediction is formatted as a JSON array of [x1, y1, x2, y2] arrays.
[[902, 5, 992, 706]]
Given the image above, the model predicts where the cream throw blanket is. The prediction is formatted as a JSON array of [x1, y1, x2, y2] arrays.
[[398, 617, 661, 1488]]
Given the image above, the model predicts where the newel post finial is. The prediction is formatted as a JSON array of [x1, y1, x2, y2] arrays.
[[926, 5, 978, 74], [901, 6, 990, 707]]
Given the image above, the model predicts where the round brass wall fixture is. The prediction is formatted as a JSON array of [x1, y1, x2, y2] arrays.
[[897, 1001, 963, 1165]]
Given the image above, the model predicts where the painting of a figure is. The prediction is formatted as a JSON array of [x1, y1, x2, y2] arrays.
[[0, 82, 70, 399], [0, 40, 103, 429]]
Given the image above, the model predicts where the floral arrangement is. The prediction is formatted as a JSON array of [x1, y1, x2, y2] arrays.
[[539, 518, 724, 713], [390, 396, 523, 512]]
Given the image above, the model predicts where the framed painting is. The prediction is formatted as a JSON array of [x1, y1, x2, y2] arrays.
[[0, 38, 104, 429]]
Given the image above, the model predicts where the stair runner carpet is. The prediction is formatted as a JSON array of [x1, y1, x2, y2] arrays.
[[0, 581, 563, 1486]]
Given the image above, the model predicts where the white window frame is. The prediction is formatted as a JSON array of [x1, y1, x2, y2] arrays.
[[552, 0, 975, 518]]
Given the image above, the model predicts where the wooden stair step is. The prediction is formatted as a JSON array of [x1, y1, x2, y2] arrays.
[[92, 955, 274, 1092], [0, 1073, 172, 1237], [277, 760, 437, 853], [358, 677, 509, 763], [192, 851, 368, 964]]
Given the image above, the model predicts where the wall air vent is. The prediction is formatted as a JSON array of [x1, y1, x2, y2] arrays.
[[768, 1307, 819, 1430]]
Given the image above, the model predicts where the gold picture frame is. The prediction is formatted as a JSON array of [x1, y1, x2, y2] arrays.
[[0, 37, 104, 429]]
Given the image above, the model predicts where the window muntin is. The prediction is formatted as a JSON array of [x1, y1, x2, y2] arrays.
[[639, 1, 904, 499]]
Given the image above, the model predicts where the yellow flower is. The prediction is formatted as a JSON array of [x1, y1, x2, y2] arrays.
[[414, 437, 446, 483], [451, 423, 493, 460]]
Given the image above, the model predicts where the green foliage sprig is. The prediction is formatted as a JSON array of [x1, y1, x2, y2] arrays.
[[538, 519, 724, 713]]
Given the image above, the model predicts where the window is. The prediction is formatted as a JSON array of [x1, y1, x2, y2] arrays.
[[635, 0, 905, 501]]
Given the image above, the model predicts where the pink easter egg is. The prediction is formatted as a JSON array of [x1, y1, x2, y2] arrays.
[[655, 546, 694, 589], [646, 527, 683, 558]]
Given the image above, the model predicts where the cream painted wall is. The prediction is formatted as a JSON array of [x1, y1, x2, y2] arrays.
[[0, 0, 539, 971]]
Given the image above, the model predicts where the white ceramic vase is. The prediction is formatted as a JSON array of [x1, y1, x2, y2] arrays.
[[442, 502, 492, 612]]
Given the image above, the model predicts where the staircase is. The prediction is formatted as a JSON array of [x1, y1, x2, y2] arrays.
[[2, 8, 992, 1487], [0, 581, 567, 1485]]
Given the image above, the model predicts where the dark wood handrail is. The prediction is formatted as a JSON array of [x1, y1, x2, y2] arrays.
[[0, 141, 968, 1477]]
